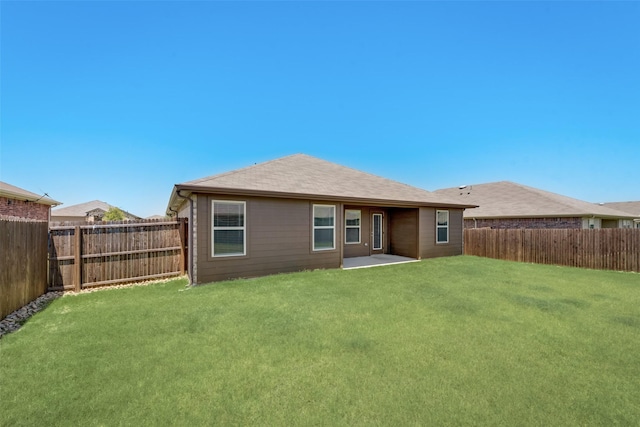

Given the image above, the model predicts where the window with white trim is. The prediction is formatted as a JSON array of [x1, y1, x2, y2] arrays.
[[313, 204, 335, 251], [212, 200, 246, 256], [345, 209, 361, 244], [436, 210, 449, 244]]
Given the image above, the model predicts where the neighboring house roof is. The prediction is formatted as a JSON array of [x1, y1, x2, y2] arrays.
[[168, 154, 475, 214], [0, 181, 61, 206], [434, 181, 637, 219], [146, 215, 167, 220], [51, 200, 140, 219], [601, 201, 640, 217]]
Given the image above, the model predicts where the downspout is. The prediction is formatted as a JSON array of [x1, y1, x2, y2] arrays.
[[184, 192, 194, 285], [473, 217, 477, 229], [170, 189, 194, 285]]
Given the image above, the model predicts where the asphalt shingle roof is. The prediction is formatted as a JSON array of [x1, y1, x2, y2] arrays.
[[434, 181, 637, 219], [602, 201, 640, 217], [173, 154, 473, 208]]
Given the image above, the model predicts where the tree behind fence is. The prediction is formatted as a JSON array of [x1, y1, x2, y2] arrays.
[[49, 219, 187, 291], [464, 228, 640, 272], [1, 219, 49, 319]]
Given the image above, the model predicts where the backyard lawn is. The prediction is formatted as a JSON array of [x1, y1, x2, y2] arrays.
[[1, 256, 639, 425]]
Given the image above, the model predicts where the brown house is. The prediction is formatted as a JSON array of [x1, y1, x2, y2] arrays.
[[0, 181, 60, 221], [166, 154, 475, 284], [435, 181, 637, 229]]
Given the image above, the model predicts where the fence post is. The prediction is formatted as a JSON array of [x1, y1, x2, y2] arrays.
[[178, 218, 186, 275], [74, 226, 82, 292]]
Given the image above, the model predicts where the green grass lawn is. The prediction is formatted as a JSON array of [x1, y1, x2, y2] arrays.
[[1, 256, 639, 426]]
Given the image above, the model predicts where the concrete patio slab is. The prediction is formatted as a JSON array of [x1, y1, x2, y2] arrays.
[[342, 254, 419, 270]]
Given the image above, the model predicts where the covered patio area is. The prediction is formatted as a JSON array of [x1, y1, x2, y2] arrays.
[[342, 254, 419, 270]]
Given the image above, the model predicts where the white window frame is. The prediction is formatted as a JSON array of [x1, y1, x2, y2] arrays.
[[313, 204, 336, 251], [211, 200, 246, 257], [436, 210, 449, 244], [345, 209, 361, 244]]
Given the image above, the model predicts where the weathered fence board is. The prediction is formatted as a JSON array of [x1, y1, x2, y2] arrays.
[[1, 219, 49, 319], [48, 219, 187, 291], [464, 228, 640, 272]]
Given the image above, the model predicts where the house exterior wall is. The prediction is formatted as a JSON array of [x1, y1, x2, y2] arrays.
[[343, 206, 372, 258], [194, 194, 342, 284], [190, 194, 465, 284], [465, 217, 583, 229], [601, 219, 619, 229], [50, 215, 83, 223], [0, 196, 50, 221], [176, 196, 196, 284], [419, 207, 464, 258], [581, 218, 601, 229], [389, 208, 418, 258]]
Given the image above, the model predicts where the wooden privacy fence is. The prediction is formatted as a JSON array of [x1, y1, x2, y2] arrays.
[[48, 219, 187, 291], [464, 228, 640, 272], [1, 219, 49, 319]]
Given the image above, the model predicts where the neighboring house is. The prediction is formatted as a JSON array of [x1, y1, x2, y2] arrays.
[[602, 201, 640, 228], [146, 215, 168, 220], [434, 181, 637, 229], [166, 154, 476, 284], [51, 200, 141, 223], [0, 181, 61, 221]]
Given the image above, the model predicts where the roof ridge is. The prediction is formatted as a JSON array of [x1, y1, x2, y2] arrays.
[[185, 153, 433, 194], [298, 155, 437, 195], [186, 153, 304, 185], [435, 180, 637, 218]]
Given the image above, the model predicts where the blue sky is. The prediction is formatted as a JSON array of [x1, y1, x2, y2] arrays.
[[1, 1, 638, 217]]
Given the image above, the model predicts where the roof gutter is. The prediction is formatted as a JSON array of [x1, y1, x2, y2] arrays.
[[171, 184, 478, 210], [166, 186, 192, 217], [0, 190, 61, 206]]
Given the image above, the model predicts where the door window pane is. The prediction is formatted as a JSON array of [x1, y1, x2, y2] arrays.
[[373, 214, 382, 250]]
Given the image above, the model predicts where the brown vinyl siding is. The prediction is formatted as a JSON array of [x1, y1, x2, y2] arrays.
[[343, 206, 371, 258], [389, 208, 418, 258], [419, 207, 464, 258], [194, 195, 341, 284], [189, 195, 466, 284]]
